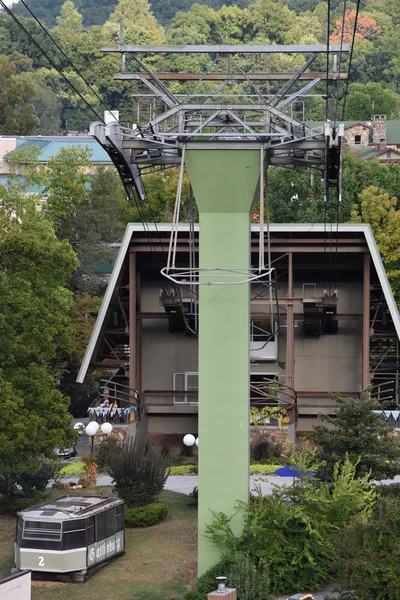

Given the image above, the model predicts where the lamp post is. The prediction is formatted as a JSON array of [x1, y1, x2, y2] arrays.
[[85, 421, 113, 454], [85, 421, 99, 454]]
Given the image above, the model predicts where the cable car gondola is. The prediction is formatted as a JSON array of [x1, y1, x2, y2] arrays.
[[15, 495, 124, 580]]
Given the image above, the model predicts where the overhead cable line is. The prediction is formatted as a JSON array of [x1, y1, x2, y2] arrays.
[[325, 0, 331, 120], [3, 0, 195, 335], [341, 0, 361, 120], [1, 1, 169, 290], [18, 0, 121, 126], [333, 0, 348, 129], [332, 0, 349, 289], [0, 0, 105, 124]]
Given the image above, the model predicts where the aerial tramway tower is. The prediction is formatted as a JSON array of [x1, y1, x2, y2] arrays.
[[90, 42, 348, 574]]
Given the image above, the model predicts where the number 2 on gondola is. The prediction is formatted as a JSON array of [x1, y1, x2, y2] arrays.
[[38, 556, 44, 567]]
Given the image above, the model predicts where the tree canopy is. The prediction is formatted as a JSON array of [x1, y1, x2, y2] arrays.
[[2, 0, 400, 134], [0, 182, 78, 468]]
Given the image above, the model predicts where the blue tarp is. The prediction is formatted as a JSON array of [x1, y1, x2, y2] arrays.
[[273, 464, 314, 478]]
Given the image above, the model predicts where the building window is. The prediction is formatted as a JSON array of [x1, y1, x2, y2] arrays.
[[354, 135, 362, 145], [173, 372, 198, 404]]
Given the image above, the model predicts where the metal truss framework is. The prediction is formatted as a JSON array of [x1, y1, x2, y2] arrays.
[[90, 43, 349, 202]]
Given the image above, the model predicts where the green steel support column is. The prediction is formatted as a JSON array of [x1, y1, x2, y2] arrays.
[[185, 149, 261, 575]]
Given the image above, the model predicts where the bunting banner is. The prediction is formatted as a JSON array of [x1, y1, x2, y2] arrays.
[[373, 409, 400, 421], [88, 406, 137, 418]]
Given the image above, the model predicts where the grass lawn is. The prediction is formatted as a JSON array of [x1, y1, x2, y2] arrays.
[[0, 489, 197, 600]]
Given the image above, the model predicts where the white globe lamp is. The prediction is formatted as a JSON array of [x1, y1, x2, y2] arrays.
[[183, 434, 195, 447], [85, 421, 100, 437], [73, 422, 85, 433], [195, 437, 199, 447], [101, 422, 113, 435]]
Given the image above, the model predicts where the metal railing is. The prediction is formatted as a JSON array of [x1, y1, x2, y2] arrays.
[[370, 380, 397, 405], [143, 390, 198, 406], [297, 382, 397, 409], [250, 380, 297, 425]]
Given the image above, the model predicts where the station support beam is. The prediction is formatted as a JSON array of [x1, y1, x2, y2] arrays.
[[363, 253, 371, 389], [185, 149, 260, 575], [286, 253, 295, 390], [129, 250, 137, 394]]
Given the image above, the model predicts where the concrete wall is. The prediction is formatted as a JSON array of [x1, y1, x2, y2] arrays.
[[294, 282, 362, 393], [250, 282, 363, 392], [140, 280, 363, 435], [0, 137, 17, 174], [147, 415, 198, 434], [141, 283, 198, 390]]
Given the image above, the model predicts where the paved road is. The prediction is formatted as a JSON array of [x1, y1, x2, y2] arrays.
[[58, 473, 299, 493], [59, 472, 400, 492]]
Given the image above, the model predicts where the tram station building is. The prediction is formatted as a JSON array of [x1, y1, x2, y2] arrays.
[[77, 223, 400, 447]]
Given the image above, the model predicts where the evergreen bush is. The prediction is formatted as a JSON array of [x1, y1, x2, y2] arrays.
[[107, 437, 168, 507], [124, 501, 168, 527], [95, 436, 119, 471], [310, 392, 400, 481]]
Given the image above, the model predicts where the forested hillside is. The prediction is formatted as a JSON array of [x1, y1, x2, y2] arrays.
[[12, 0, 254, 26], [1, 0, 400, 134]]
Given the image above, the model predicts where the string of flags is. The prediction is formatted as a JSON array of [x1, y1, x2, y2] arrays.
[[88, 406, 137, 418], [373, 410, 400, 420]]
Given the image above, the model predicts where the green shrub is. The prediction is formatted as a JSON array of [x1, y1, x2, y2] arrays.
[[168, 464, 280, 475], [59, 461, 85, 477], [107, 437, 168, 507], [334, 496, 400, 600], [124, 502, 168, 527], [250, 464, 279, 474], [168, 465, 198, 475], [0, 491, 51, 515], [95, 436, 119, 472], [188, 486, 198, 507], [375, 482, 400, 497], [171, 455, 186, 466], [251, 431, 271, 461], [0, 460, 58, 497], [181, 553, 271, 600], [205, 457, 376, 596], [181, 557, 237, 600]]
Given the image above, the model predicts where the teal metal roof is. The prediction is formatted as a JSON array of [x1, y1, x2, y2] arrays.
[[0, 174, 44, 193], [5, 136, 111, 163]]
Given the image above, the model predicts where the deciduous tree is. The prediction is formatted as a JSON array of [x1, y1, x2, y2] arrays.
[[344, 81, 400, 119], [0, 185, 77, 469], [331, 9, 382, 42], [0, 55, 38, 134]]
